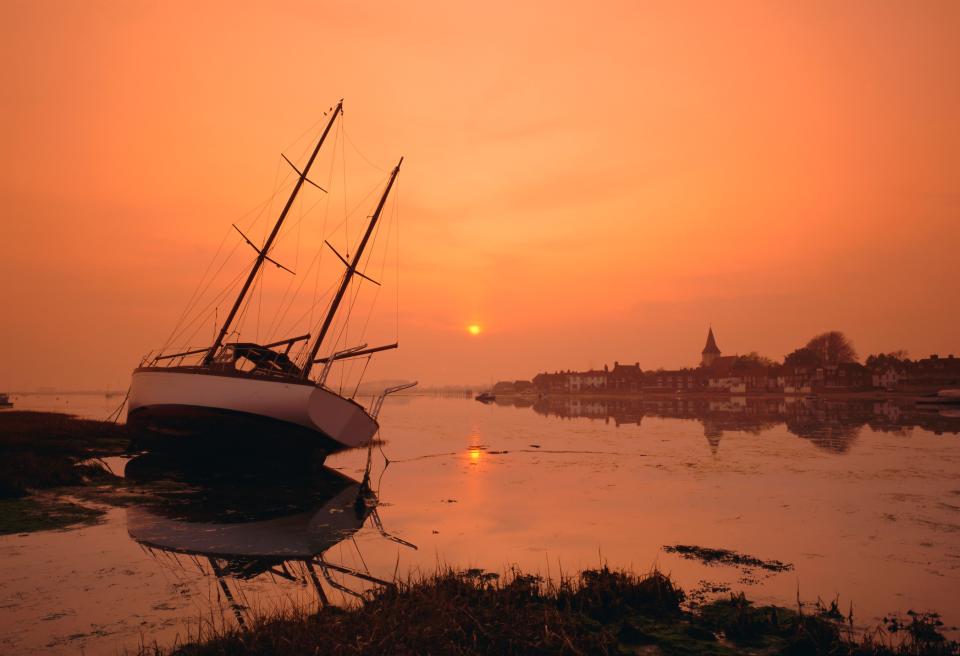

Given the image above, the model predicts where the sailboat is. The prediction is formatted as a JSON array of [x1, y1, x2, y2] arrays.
[[128, 101, 414, 453]]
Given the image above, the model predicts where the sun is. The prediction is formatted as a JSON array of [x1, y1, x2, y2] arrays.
[[468, 324, 482, 336]]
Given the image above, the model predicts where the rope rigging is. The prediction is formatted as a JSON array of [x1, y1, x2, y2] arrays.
[[149, 107, 402, 395]]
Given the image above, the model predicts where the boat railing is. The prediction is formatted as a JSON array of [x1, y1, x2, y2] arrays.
[[371, 381, 418, 419], [318, 343, 369, 386], [146, 347, 208, 368]]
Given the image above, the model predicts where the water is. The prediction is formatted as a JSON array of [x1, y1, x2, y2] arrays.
[[2, 394, 959, 654]]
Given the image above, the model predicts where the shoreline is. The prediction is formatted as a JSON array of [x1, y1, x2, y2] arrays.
[[490, 389, 951, 402]]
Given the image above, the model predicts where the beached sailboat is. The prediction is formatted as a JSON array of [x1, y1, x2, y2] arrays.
[[128, 102, 413, 452]]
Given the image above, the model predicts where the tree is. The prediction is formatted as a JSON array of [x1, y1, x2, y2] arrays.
[[784, 347, 819, 367], [866, 351, 910, 369], [805, 331, 858, 365], [733, 352, 776, 370]]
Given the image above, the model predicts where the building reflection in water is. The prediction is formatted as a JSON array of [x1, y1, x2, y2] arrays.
[[123, 451, 416, 626], [497, 396, 960, 454]]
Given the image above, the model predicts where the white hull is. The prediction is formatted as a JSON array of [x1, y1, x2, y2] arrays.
[[129, 369, 378, 450]]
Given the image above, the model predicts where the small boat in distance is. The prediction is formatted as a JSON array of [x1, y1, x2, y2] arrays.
[[128, 102, 414, 454], [0, 393, 12, 408], [475, 392, 495, 403]]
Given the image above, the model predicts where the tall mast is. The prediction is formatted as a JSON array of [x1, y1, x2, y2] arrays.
[[301, 158, 403, 379], [203, 101, 343, 365]]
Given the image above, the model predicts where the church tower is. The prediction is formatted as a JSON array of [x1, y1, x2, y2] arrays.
[[701, 326, 721, 367]]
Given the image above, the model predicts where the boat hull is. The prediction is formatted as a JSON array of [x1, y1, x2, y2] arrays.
[[128, 369, 378, 452]]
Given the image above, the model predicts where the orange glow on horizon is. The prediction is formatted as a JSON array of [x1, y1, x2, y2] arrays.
[[1, 1, 958, 390]]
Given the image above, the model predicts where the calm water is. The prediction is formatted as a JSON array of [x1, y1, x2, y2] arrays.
[[2, 393, 960, 654]]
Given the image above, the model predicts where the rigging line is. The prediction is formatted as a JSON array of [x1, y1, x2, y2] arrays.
[[171, 262, 251, 352], [266, 244, 324, 339], [324, 256, 375, 377], [324, 193, 390, 385], [298, 172, 388, 250], [161, 219, 266, 352], [343, 118, 388, 173], [273, 157, 331, 243], [267, 144, 342, 339], [281, 278, 339, 346], [262, 124, 342, 338], [174, 266, 252, 350], [259, 154, 286, 248], [393, 176, 401, 342], [277, 178, 385, 353], [166, 238, 244, 346], [163, 188, 282, 351], [232, 264, 267, 345], [312, 116, 339, 332], [330, 193, 388, 344], [340, 119, 349, 257], [238, 171, 291, 235], [350, 355, 373, 399], [295, 158, 303, 272], [160, 225, 232, 353], [257, 245, 264, 342], [346, 205, 392, 357], [167, 265, 248, 352], [262, 186, 329, 332], [297, 180, 390, 370], [280, 111, 332, 158], [353, 203, 394, 344]]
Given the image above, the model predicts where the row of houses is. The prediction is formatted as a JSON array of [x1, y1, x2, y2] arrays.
[[491, 328, 959, 395]]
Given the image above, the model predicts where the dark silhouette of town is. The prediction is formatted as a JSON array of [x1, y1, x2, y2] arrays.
[[493, 327, 959, 397]]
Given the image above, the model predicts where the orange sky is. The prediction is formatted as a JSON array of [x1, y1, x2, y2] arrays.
[[2, 0, 958, 390]]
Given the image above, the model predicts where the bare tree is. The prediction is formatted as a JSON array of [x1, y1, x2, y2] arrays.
[[805, 331, 858, 365]]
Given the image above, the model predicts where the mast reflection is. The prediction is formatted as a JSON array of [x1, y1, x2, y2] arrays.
[[124, 451, 415, 626]]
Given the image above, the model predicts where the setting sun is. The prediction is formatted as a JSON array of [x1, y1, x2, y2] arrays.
[[468, 324, 482, 336]]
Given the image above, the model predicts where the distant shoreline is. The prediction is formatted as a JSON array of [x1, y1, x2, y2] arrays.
[[491, 388, 949, 402]]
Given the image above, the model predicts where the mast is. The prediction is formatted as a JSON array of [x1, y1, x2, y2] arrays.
[[203, 101, 343, 365], [301, 158, 403, 380]]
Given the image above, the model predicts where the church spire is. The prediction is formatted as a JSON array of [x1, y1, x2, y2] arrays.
[[701, 326, 721, 367]]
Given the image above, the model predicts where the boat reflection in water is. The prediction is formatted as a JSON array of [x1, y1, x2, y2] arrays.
[[504, 395, 960, 454], [124, 451, 415, 627]]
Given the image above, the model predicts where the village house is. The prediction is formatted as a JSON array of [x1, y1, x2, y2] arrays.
[[644, 368, 700, 390], [609, 361, 643, 392], [567, 369, 608, 393], [819, 362, 870, 390], [778, 365, 815, 394], [532, 372, 568, 393], [491, 379, 535, 395], [872, 365, 908, 389], [912, 354, 960, 387]]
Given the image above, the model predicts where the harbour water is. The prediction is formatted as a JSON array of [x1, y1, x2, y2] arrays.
[[1, 393, 959, 654]]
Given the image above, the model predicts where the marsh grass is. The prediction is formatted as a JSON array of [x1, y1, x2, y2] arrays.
[[0, 411, 131, 533], [0, 411, 129, 498], [134, 567, 958, 655]]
